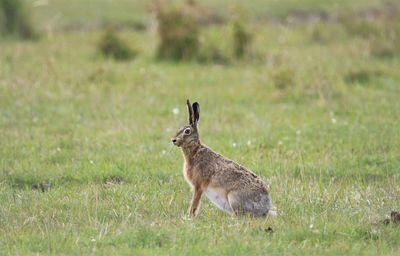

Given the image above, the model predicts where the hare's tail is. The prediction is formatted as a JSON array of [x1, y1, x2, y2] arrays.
[[267, 200, 278, 217], [267, 197, 277, 217]]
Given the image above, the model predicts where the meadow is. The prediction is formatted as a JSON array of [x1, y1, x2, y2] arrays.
[[1, 0, 400, 254]]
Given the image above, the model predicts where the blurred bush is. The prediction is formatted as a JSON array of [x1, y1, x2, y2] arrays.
[[369, 21, 400, 59], [231, 7, 252, 59], [341, 17, 382, 39], [369, 36, 400, 59], [155, 2, 199, 61], [270, 66, 295, 91], [98, 28, 136, 61], [309, 23, 344, 44], [0, 0, 37, 39], [340, 9, 400, 58], [151, 1, 257, 63], [197, 43, 229, 64], [344, 68, 383, 85]]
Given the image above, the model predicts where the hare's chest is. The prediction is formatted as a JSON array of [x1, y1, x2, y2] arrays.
[[183, 162, 194, 188], [183, 163, 206, 188]]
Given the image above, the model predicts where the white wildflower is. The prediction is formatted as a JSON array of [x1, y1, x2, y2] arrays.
[[172, 107, 180, 115]]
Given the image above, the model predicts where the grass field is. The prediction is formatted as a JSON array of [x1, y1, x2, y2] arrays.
[[1, 0, 400, 255]]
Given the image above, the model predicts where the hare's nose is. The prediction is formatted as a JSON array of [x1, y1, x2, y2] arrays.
[[171, 139, 177, 143]]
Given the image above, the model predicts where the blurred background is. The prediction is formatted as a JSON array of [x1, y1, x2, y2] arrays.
[[1, 0, 400, 61]]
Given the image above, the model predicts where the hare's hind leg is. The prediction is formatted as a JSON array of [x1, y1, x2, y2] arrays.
[[228, 191, 272, 217]]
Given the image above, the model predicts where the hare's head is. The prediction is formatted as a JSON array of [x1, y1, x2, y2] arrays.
[[171, 100, 200, 147]]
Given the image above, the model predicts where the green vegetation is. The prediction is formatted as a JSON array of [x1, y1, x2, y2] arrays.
[[231, 7, 252, 59], [0, 0, 37, 39], [0, 0, 400, 254], [98, 28, 135, 61], [155, 3, 199, 61]]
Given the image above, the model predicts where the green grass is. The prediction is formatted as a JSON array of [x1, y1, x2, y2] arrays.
[[1, 1, 400, 255]]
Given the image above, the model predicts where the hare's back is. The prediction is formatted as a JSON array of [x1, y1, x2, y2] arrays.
[[210, 157, 267, 190]]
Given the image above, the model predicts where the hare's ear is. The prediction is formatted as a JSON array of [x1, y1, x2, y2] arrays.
[[186, 99, 194, 125], [192, 102, 200, 125]]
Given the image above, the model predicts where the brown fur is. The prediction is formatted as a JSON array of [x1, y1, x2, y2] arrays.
[[172, 100, 273, 217]]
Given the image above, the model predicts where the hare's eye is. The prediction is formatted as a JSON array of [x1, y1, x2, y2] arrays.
[[184, 128, 191, 135]]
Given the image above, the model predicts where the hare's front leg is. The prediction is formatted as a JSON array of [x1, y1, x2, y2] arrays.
[[189, 187, 203, 217]]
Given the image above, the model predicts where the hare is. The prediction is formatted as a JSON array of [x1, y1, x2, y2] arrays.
[[171, 100, 274, 217]]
